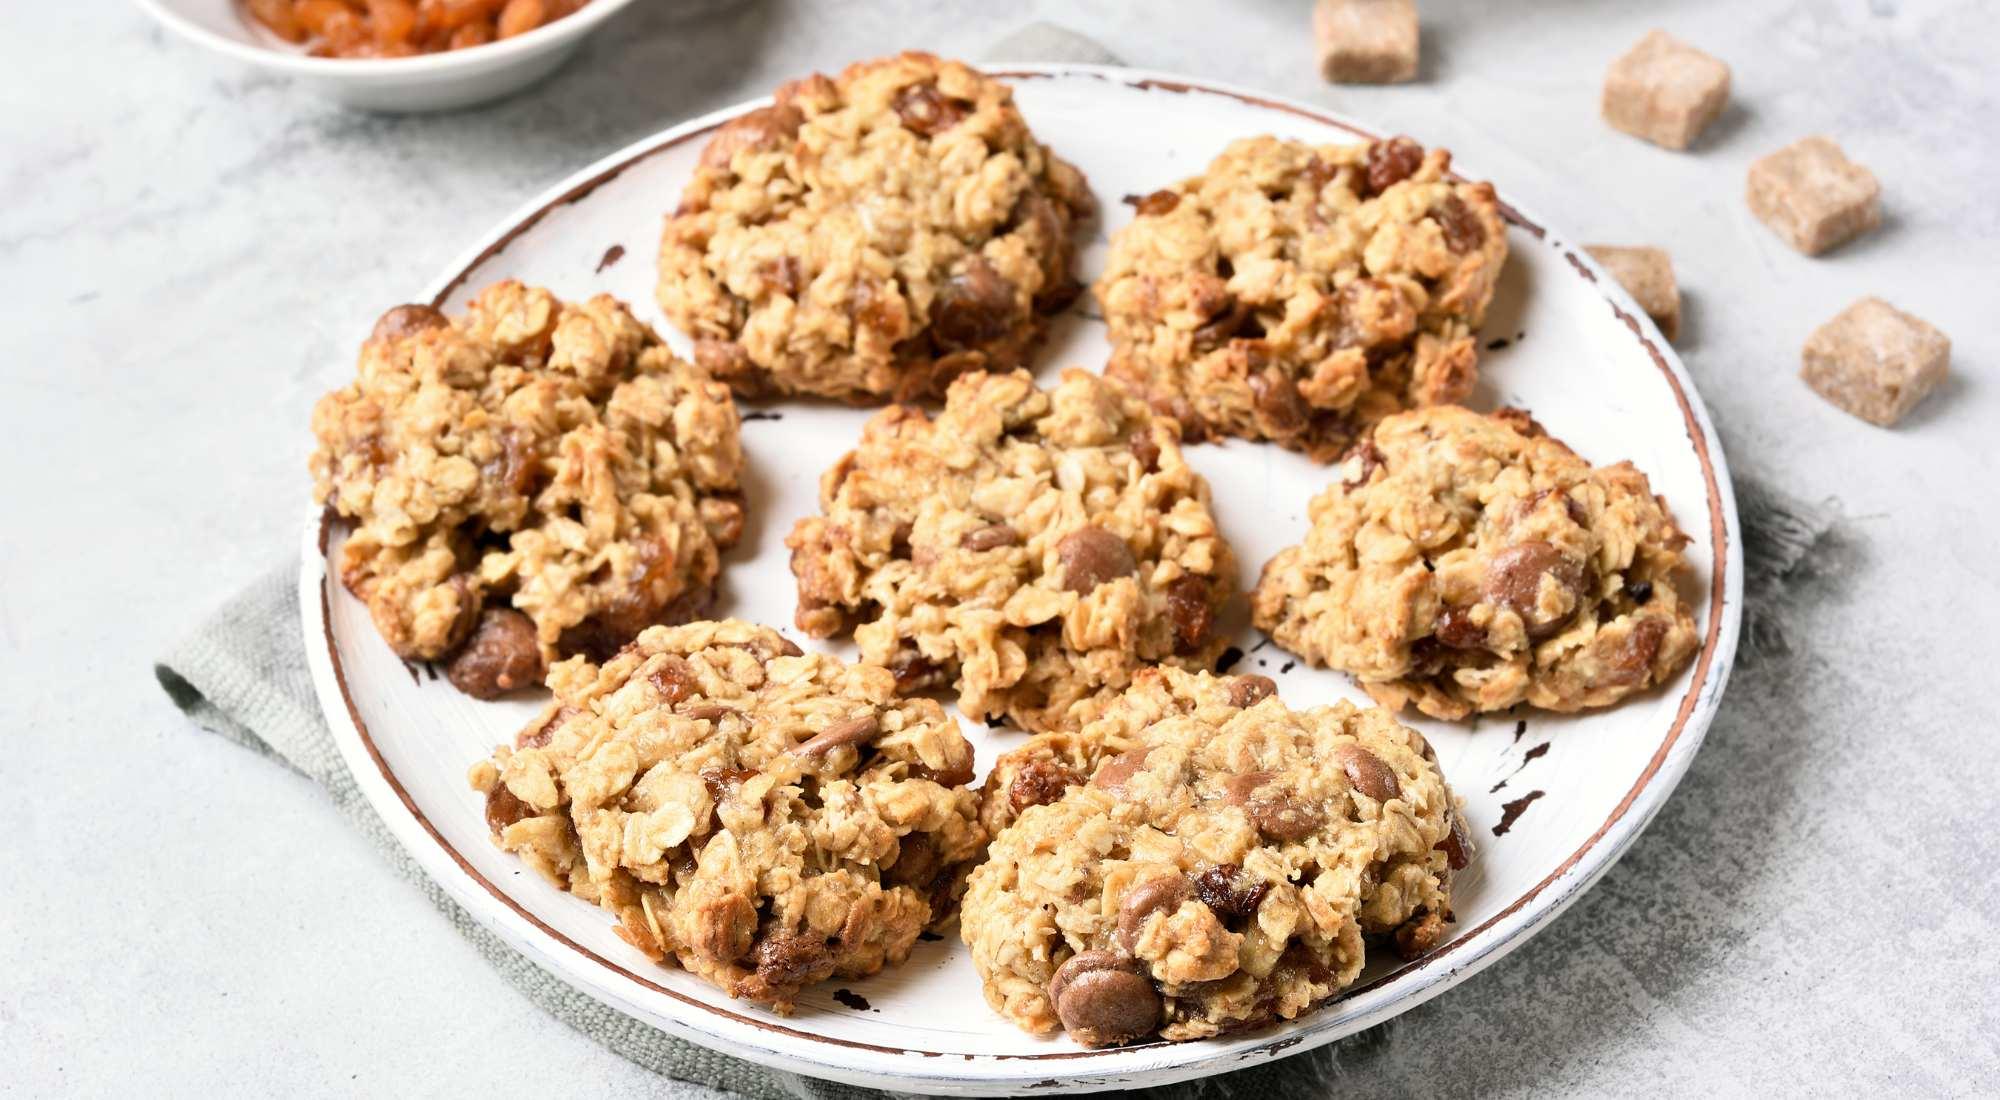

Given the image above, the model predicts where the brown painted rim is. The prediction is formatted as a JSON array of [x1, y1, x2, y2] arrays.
[[313, 65, 1740, 1084]]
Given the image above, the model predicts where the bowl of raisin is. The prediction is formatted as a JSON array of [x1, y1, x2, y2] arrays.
[[138, 0, 640, 112]]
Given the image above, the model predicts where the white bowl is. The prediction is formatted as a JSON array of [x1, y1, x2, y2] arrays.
[[135, 0, 639, 112]]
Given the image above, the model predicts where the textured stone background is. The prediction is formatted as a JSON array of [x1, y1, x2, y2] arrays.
[[4, 1, 1994, 1095]]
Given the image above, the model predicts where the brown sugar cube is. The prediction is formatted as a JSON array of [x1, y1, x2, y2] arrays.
[[1747, 136, 1882, 255], [1800, 298, 1949, 427], [1601, 30, 1731, 150], [1586, 245, 1682, 342], [1314, 0, 1419, 84]]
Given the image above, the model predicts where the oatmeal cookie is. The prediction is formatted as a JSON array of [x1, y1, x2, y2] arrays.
[[786, 368, 1236, 733], [1251, 406, 1699, 719], [961, 666, 1466, 1047], [657, 51, 1093, 404], [310, 281, 745, 697], [977, 667, 1281, 841], [467, 620, 985, 1012], [1096, 134, 1508, 460]]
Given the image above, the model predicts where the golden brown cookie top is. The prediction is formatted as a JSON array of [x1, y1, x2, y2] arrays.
[[470, 619, 985, 1012], [978, 666, 1283, 839], [1097, 134, 1507, 460], [658, 52, 1092, 404], [1252, 405, 1699, 718], [786, 368, 1236, 733], [310, 281, 744, 689], [960, 667, 1461, 1047]]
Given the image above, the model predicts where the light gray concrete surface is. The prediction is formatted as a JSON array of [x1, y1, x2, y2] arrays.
[[4, 1, 1995, 1095]]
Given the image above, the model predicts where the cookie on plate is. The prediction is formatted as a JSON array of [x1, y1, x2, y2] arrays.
[[468, 620, 985, 1013], [978, 667, 1283, 840], [1096, 135, 1508, 461], [961, 666, 1466, 1047], [786, 368, 1236, 733], [1251, 406, 1699, 719], [310, 281, 745, 697], [657, 51, 1093, 404]]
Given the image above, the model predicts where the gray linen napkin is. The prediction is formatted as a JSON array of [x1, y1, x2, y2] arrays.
[[156, 22, 1838, 1098]]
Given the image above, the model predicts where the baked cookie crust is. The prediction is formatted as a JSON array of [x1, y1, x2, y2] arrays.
[[467, 620, 985, 1013], [310, 281, 745, 696], [786, 368, 1237, 734], [961, 667, 1465, 1047], [1096, 135, 1507, 461], [657, 51, 1093, 404], [1251, 406, 1699, 719]]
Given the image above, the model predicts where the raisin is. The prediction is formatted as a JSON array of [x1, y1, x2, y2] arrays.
[[484, 785, 537, 834], [646, 656, 699, 705], [1248, 370, 1310, 435], [1227, 674, 1277, 708], [750, 931, 829, 990], [1433, 605, 1485, 649], [887, 650, 944, 693], [1191, 298, 1254, 352], [1163, 575, 1214, 653], [445, 608, 544, 699], [1128, 430, 1162, 473], [1610, 619, 1670, 684], [699, 104, 805, 171], [1341, 438, 1386, 490], [1008, 759, 1082, 814], [891, 82, 970, 136], [1123, 189, 1182, 217], [1363, 136, 1424, 196], [931, 257, 1019, 349], [1435, 193, 1486, 253], [1192, 863, 1269, 921]]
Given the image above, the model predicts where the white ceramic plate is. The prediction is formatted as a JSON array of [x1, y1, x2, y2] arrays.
[[136, 0, 639, 112], [300, 65, 1742, 1094]]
